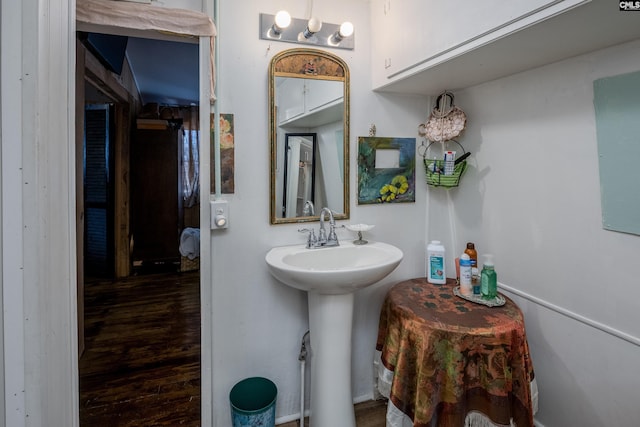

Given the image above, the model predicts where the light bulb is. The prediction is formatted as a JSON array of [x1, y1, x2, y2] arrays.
[[214, 214, 227, 228], [307, 17, 323, 33], [330, 21, 355, 45], [300, 17, 323, 41], [339, 21, 354, 38], [274, 10, 291, 31]]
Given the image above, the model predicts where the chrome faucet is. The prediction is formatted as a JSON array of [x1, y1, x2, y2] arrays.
[[299, 207, 340, 249], [318, 207, 339, 247], [302, 200, 315, 216]]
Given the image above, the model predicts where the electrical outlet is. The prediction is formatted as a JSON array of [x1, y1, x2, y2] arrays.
[[210, 200, 229, 229]]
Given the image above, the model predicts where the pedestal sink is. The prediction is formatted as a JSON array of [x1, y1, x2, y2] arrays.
[[265, 240, 403, 427]]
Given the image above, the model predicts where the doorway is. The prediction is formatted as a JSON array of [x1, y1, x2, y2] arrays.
[[76, 33, 203, 425]]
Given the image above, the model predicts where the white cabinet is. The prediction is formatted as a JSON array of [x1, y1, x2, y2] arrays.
[[276, 77, 344, 127], [371, 0, 429, 84], [276, 77, 305, 123], [372, 0, 586, 88], [305, 79, 343, 113], [371, 0, 640, 94]]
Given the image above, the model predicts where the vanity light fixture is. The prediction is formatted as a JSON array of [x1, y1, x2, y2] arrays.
[[259, 13, 354, 50]]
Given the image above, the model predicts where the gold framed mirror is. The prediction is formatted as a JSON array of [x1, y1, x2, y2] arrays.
[[269, 48, 350, 224]]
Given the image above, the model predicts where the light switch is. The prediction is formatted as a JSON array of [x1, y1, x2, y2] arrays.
[[211, 200, 229, 229]]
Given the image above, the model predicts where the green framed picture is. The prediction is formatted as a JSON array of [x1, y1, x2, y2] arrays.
[[357, 137, 415, 204]]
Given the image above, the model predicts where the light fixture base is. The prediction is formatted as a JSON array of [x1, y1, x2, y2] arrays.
[[259, 13, 354, 50]]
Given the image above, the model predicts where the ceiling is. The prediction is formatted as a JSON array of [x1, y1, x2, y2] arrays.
[[84, 33, 200, 106], [125, 37, 199, 106]]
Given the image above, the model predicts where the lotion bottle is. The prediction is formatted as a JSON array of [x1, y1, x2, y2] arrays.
[[459, 253, 472, 296], [427, 240, 446, 284], [465, 242, 479, 293]]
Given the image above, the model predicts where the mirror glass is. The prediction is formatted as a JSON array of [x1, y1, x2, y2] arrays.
[[283, 133, 316, 218], [270, 48, 349, 224]]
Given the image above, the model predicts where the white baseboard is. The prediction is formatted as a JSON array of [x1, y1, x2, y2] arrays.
[[353, 393, 375, 404]]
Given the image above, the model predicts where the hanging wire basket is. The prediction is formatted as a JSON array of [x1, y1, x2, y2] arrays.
[[419, 140, 468, 188]]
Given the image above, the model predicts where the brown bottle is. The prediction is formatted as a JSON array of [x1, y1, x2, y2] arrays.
[[464, 242, 479, 288]]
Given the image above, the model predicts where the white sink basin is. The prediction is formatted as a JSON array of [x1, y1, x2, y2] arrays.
[[265, 240, 403, 294]]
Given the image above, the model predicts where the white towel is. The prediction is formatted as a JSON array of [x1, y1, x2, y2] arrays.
[[179, 227, 200, 260]]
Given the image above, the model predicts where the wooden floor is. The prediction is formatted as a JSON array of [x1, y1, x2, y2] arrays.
[[79, 270, 387, 426], [79, 271, 201, 426]]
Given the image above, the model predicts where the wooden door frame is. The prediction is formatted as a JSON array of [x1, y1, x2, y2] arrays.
[[76, 40, 134, 355], [78, 40, 134, 278]]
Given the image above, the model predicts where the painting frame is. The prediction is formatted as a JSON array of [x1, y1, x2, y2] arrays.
[[357, 136, 416, 205], [211, 113, 235, 194]]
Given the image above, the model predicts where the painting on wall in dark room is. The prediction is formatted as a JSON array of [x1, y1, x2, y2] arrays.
[[358, 136, 415, 204], [211, 113, 235, 193]]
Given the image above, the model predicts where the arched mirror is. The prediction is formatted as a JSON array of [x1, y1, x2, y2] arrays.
[[269, 48, 349, 224]]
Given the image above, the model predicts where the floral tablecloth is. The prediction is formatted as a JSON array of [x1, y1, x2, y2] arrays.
[[376, 278, 535, 427]]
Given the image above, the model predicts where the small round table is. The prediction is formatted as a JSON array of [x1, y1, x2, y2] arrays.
[[376, 278, 535, 427]]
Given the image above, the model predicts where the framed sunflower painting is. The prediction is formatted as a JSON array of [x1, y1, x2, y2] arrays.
[[357, 136, 415, 204]]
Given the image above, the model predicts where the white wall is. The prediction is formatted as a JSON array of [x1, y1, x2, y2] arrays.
[[1, 0, 78, 426], [212, 0, 428, 424], [434, 40, 640, 426], [8, 1, 637, 426]]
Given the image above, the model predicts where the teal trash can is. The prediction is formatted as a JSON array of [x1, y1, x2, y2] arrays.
[[229, 377, 277, 427]]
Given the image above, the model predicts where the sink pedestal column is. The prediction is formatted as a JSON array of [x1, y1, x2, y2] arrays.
[[307, 292, 356, 427]]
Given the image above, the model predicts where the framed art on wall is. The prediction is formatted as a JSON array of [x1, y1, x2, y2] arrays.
[[357, 136, 415, 204], [211, 113, 235, 193]]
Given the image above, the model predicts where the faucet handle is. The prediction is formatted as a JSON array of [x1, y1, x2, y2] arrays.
[[298, 228, 317, 248]]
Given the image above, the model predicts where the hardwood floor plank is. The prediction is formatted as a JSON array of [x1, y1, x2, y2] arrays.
[[79, 272, 201, 426], [80, 271, 387, 426]]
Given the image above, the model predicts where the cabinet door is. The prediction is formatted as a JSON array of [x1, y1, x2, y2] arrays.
[[372, 0, 586, 89], [422, 0, 560, 57], [131, 128, 182, 265], [305, 79, 343, 113], [276, 77, 305, 124], [371, 0, 428, 84]]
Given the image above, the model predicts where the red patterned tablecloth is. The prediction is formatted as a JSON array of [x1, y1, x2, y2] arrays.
[[376, 278, 535, 427]]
